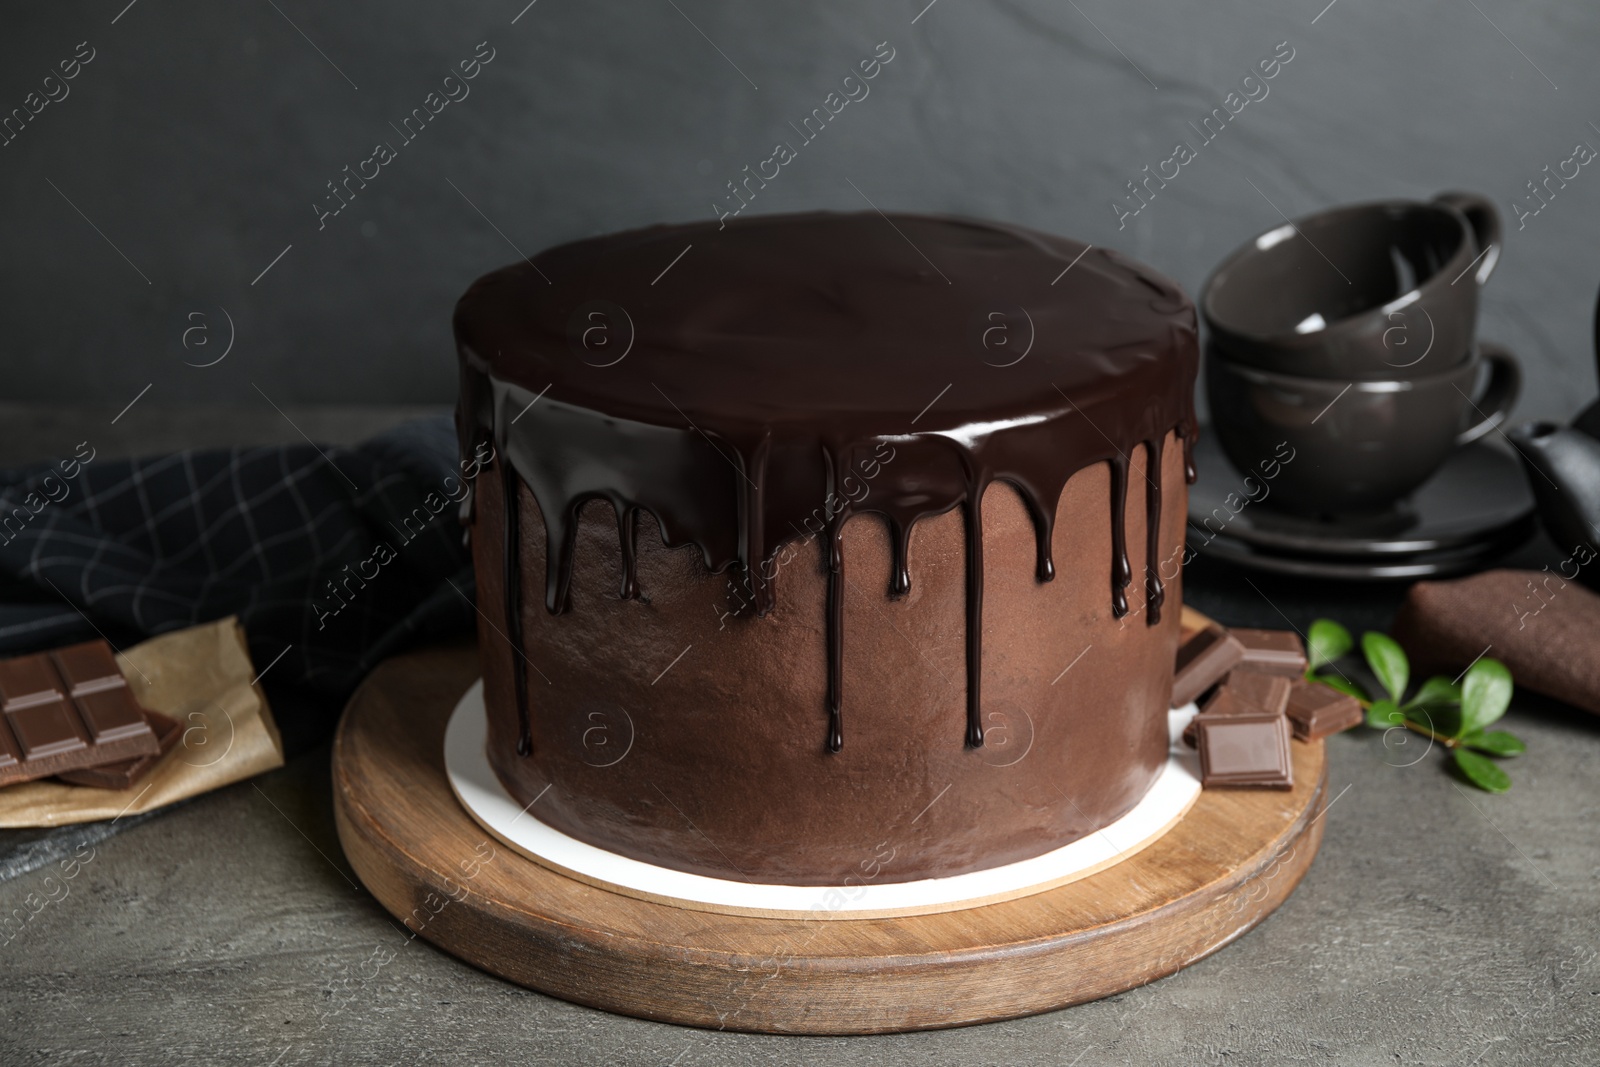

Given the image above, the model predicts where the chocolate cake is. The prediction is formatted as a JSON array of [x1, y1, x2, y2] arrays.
[[455, 212, 1198, 885]]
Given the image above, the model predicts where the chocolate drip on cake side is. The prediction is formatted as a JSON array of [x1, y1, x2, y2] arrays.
[[823, 449, 848, 753], [1144, 435, 1167, 624], [453, 212, 1199, 757], [500, 459, 532, 756], [962, 475, 987, 748]]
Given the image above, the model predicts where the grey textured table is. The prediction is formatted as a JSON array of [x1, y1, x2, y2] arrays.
[[2, 408, 1597, 1067]]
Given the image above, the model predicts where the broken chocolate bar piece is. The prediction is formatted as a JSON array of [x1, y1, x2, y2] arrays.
[[0, 641, 159, 787], [1203, 670, 1292, 717], [57, 710, 182, 789], [1171, 627, 1246, 708], [1285, 681, 1364, 741], [1197, 711, 1293, 789], [1230, 628, 1308, 677]]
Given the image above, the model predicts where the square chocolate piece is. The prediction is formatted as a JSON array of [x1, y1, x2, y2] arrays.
[[1202, 670, 1292, 717], [1185, 671, 1293, 747], [67, 686, 149, 744], [1197, 711, 1293, 789], [51, 640, 130, 696], [0, 653, 64, 711], [5, 698, 87, 760], [1230, 628, 1307, 677], [50, 640, 147, 743], [1171, 627, 1246, 708], [1286, 681, 1364, 740]]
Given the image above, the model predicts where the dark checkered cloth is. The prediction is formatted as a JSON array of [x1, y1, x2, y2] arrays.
[[0, 415, 474, 753]]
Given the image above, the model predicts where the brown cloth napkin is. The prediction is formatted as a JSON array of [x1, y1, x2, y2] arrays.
[[1391, 569, 1600, 718]]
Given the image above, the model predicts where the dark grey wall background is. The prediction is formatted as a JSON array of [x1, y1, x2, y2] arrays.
[[3, 1, 1597, 420]]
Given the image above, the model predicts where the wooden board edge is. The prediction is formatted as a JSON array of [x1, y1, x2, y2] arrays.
[[331, 665, 1331, 1034]]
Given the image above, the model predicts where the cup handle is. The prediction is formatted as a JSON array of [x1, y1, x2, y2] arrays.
[[1433, 191, 1501, 288], [1456, 344, 1521, 446]]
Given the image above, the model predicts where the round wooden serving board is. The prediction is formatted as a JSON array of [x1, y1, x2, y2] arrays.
[[333, 642, 1328, 1035]]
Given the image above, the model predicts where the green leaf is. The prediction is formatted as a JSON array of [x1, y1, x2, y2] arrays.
[[1313, 673, 1370, 703], [1453, 747, 1512, 793], [1404, 676, 1462, 711], [1361, 632, 1410, 703], [1403, 702, 1461, 739], [1460, 658, 1513, 734], [1460, 730, 1526, 757], [1306, 619, 1353, 672], [1366, 698, 1403, 729]]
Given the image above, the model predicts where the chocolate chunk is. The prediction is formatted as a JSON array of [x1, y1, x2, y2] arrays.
[[0, 641, 158, 787], [51, 641, 126, 693], [1172, 627, 1246, 707], [57, 710, 182, 790], [1230, 628, 1308, 677], [66, 684, 150, 743], [0, 653, 64, 711], [1202, 670, 1292, 717], [1185, 670, 1292, 746], [1197, 711, 1293, 788], [51, 641, 148, 742], [1285, 681, 1364, 740], [6, 698, 88, 760]]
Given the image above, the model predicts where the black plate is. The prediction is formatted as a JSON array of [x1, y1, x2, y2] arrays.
[[1189, 524, 1527, 580], [1187, 432, 1535, 558]]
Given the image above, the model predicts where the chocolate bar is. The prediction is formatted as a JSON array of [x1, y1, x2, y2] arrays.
[[1230, 628, 1308, 677], [0, 641, 159, 787], [1196, 711, 1293, 789], [1285, 681, 1364, 741], [57, 709, 181, 789], [1171, 627, 1246, 707]]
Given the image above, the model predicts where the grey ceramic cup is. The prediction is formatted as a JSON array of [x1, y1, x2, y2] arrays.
[[1205, 341, 1521, 515], [1202, 192, 1500, 380]]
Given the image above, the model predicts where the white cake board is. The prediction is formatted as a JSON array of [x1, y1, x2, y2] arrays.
[[444, 680, 1203, 919]]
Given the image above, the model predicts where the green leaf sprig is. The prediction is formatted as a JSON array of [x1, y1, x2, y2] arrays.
[[1304, 619, 1524, 793]]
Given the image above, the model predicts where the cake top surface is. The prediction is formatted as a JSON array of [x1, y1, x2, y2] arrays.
[[454, 211, 1193, 434]]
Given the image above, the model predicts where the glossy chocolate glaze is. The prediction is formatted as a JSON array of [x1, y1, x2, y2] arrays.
[[456, 211, 1198, 759]]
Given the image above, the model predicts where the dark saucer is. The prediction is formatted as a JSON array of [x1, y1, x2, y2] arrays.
[[1187, 431, 1536, 559], [1189, 523, 1528, 581]]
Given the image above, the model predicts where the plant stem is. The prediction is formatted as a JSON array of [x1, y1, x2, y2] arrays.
[[1309, 674, 1461, 747], [1396, 716, 1456, 748]]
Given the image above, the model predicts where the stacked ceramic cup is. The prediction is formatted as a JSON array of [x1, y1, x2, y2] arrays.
[[1193, 193, 1534, 579]]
